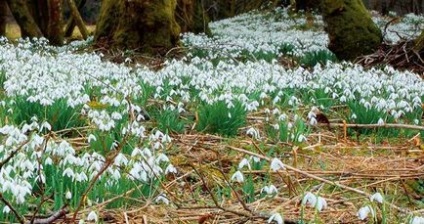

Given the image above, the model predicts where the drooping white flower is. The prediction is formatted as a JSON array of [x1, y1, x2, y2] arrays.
[[261, 185, 278, 195], [315, 196, 327, 211], [246, 127, 261, 140], [267, 213, 283, 224], [86, 211, 98, 222], [155, 194, 169, 205], [165, 164, 177, 174], [377, 118, 385, 126], [238, 158, 251, 170], [357, 205, 375, 220], [231, 170, 244, 183], [302, 192, 317, 208], [410, 216, 424, 224], [370, 192, 384, 204], [2, 205, 10, 214], [65, 191, 72, 199], [270, 158, 285, 172]]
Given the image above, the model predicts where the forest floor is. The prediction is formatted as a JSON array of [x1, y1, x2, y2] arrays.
[[0, 8, 424, 224]]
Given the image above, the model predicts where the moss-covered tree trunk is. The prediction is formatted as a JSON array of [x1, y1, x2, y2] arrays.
[[321, 0, 382, 61], [176, 0, 211, 35], [0, 1, 8, 36], [6, 0, 43, 37], [414, 30, 424, 52], [95, 0, 180, 55]]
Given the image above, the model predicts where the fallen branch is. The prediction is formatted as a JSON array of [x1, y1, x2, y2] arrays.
[[31, 206, 68, 224], [323, 122, 424, 131]]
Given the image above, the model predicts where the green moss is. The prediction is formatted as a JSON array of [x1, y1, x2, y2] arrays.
[[322, 0, 382, 60]]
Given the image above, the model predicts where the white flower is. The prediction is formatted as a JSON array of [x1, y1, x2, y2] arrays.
[[302, 192, 317, 207], [238, 158, 251, 170], [357, 205, 375, 220], [377, 118, 385, 126], [246, 127, 261, 140], [155, 194, 169, 205], [411, 216, 424, 224], [65, 191, 72, 199], [270, 158, 285, 172], [86, 211, 98, 222], [316, 196, 327, 211], [261, 185, 278, 195], [165, 164, 177, 174], [231, 170, 244, 183], [2, 205, 10, 214], [40, 121, 52, 131], [370, 192, 383, 204], [267, 213, 283, 224]]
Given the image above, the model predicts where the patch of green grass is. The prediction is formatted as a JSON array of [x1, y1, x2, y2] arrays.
[[197, 100, 247, 137], [9, 97, 86, 132], [299, 50, 338, 67], [152, 108, 186, 134]]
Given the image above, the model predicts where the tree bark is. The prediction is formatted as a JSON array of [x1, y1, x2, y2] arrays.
[[0, 1, 8, 36], [176, 0, 211, 35], [64, 0, 86, 37], [66, 0, 88, 39], [95, 0, 180, 55], [6, 0, 43, 37], [46, 0, 63, 45], [321, 0, 382, 60]]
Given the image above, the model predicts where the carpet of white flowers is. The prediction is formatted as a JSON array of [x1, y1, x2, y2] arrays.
[[0, 8, 424, 223]]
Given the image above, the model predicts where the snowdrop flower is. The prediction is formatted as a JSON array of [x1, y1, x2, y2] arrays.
[[370, 192, 383, 204], [302, 192, 317, 207], [231, 170, 244, 183], [357, 205, 375, 220], [315, 196, 327, 211], [301, 192, 327, 211], [411, 216, 424, 224], [238, 158, 251, 170], [155, 194, 169, 205], [2, 206, 10, 214], [65, 191, 72, 199], [267, 213, 283, 224], [246, 127, 261, 140], [377, 118, 385, 126], [86, 211, 98, 222], [261, 185, 278, 195], [270, 158, 285, 172], [165, 164, 177, 174], [87, 134, 97, 143], [250, 156, 261, 163]]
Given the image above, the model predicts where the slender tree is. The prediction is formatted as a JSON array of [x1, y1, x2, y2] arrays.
[[0, 1, 8, 36]]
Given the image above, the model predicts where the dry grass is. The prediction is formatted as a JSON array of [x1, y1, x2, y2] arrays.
[[54, 128, 424, 224]]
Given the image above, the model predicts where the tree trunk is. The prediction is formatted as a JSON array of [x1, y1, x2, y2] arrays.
[[295, 0, 321, 12], [0, 1, 8, 36], [414, 30, 424, 52], [6, 0, 43, 37], [66, 0, 88, 39], [46, 0, 63, 45], [321, 0, 382, 61], [94, 0, 180, 55], [64, 0, 86, 37], [176, 0, 211, 35]]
